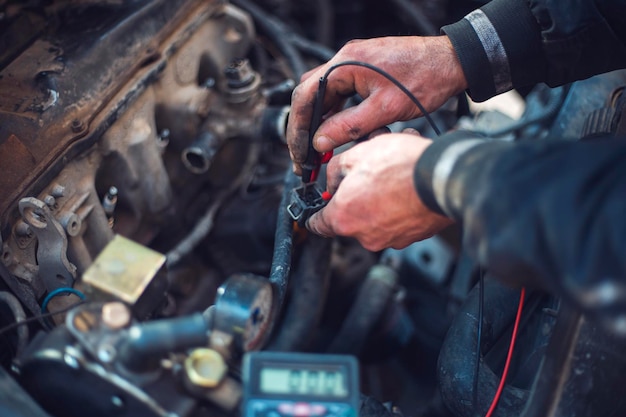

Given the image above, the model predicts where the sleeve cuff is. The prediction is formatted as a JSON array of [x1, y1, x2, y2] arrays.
[[414, 131, 487, 217], [442, 0, 545, 102]]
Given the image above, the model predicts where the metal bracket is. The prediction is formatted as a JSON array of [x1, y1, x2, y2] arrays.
[[19, 197, 77, 291], [212, 273, 273, 353]]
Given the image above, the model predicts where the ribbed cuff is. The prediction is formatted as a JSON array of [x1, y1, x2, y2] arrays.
[[442, 18, 495, 101], [442, 0, 544, 102], [414, 131, 486, 216]]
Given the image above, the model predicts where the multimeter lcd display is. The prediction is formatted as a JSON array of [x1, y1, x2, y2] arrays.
[[259, 365, 348, 397], [243, 352, 359, 417]]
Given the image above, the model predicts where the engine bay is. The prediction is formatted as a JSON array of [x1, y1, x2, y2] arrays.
[[1, 1, 626, 417]]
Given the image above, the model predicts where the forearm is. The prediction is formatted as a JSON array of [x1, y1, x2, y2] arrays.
[[443, 0, 626, 101], [414, 134, 626, 330]]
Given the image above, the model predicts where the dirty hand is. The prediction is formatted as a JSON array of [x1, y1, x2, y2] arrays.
[[287, 35, 467, 174], [306, 133, 454, 251]]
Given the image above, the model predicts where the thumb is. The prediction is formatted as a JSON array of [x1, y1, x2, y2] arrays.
[[305, 206, 336, 238]]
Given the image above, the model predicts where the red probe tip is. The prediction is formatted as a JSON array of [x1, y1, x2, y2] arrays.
[[322, 191, 332, 201]]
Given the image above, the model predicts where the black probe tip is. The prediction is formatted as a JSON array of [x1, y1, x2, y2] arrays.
[[301, 168, 313, 184]]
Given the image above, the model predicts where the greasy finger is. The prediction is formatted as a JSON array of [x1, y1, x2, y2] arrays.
[[287, 81, 319, 166], [286, 73, 353, 167], [314, 95, 400, 153], [305, 205, 336, 238], [325, 155, 346, 195]]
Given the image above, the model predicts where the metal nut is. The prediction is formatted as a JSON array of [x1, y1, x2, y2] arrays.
[[101, 301, 131, 330], [184, 348, 227, 388]]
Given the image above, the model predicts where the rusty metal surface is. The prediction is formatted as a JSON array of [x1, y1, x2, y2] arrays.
[[0, 0, 224, 225], [82, 234, 166, 305], [0, 0, 259, 316]]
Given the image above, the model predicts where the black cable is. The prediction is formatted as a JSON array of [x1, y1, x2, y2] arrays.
[[322, 61, 442, 136], [0, 302, 85, 338], [289, 34, 335, 62], [389, 0, 438, 36], [314, 0, 334, 47], [474, 269, 485, 416], [474, 86, 565, 137], [231, 0, 307, 79], [439, 280, 528, 417], [0, 291, 28, 356]]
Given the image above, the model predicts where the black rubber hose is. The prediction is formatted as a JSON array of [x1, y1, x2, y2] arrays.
[[266, 234, 331, 351], [0, 366, 52, 417], [327, 264, 398, 355], [118, 313, 209, 373], [231, 0, 307, 79], [0, 291, 28, 357], [519, 304, 582, 417], [268, 169, 300, 312], [289, 34, 335, 62], [438, 279, 529, 417], [389, 0, 438, 36]]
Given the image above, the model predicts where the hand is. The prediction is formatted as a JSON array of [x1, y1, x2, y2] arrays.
[[306, 133, 454, 251], [287, 35, 467, 174]]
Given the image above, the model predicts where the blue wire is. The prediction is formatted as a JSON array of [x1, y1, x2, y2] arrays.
[[41, 287, 86, 313]]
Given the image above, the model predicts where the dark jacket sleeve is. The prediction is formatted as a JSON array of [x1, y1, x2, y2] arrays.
[[442, 0, 626, 101], [414, 134, 626, 333]]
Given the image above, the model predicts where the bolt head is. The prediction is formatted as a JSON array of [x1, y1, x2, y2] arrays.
[[224, 58, 256, 89], [43, 195, 56, 207], [184, 348, 227, 388], [71, 119, 84, 133], [102, 302, 131, 330]]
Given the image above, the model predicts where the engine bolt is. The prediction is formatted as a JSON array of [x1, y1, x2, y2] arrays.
[[102, 301, 131, 330], [71, 119, 85, 133], [97, 344, 117, 363], [50, 184, 66, 198], [224, 58, 256, 89], [102, 186, 118, 216], [44, 195, 56, 208]]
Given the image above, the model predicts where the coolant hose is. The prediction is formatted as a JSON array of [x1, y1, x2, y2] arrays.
[[327, 264, 398, 355], [267, 234, 331, 351], [438, 279, 529, 417], [118, 313, 209, 373], [267, 169, 300, 310]]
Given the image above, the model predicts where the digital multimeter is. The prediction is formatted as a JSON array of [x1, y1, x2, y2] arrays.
[[242, 352, 360, 417]]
